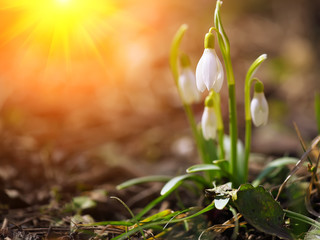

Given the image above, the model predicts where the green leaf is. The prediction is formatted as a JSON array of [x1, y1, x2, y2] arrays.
[[134, 189, 175, 220], [245, 54, 268, 86], [139, 209, 173, 223], [252, 157, 299, 187], [112, 202, 215, 240], [169, 24, 188, 84], [134, 174, 207, 220], [284, 210, 320, 232], [116, 175, 171, 190], [213, 159, 229, 174], [186, 164, 220, 173], [160, 174, 196, 196], [233, 184, 293, 239]]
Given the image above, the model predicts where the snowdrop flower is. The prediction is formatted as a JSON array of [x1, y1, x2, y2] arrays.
[[201, 95, 217, 140], [178, 54, 201, 104], [196, 31, 224, 93], [250, 82, 268, 127]]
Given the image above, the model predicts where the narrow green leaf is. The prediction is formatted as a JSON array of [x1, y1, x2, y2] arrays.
[[169, 24, 188, 85], [113, 202, 215, 240], [252, 157, 299, 187], [160, 174, 195, 196], [135, 174, 207, 220], [139, 209, 173, 223], [116, 175, 171, 190], [284, 210, 320, 232], [85, 220, 134, 226], [245, 54, 268, 86], [186, 164, 220, 173], [135, 183, 179, 220]]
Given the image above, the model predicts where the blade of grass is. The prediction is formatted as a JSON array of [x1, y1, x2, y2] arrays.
[[112, 202, 215, 240], [160, 174, 208, 196], [186, 164, 220, 173], [276, 136, 320, 200], [134, 181, 181, 221], [284, 209, 320, 229], [110, 196, 145, 239], [116, 175, 171, 190]]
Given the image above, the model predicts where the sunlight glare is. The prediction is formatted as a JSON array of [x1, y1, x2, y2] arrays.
[[56, 0, 71, 5], [1, 0, 119, 74]]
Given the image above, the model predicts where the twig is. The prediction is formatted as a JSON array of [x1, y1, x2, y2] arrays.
[[276, 136, 320, 200]]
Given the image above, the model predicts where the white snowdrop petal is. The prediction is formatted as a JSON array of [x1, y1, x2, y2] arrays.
[[212, 55, 224, 92], [196, 55, 207, 92], [179, 68, 201, 104], [203, 49, 218, 90], [201, 107, 217, 140], [250, 92, 269, 127], [196, 47, 224, 93], [183, 70, 199, 103]]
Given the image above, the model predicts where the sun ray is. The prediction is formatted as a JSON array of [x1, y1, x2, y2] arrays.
[[0, 0, 123, 81]]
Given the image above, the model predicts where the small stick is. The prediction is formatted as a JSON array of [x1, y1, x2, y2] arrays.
[[1, 218, 8, 230]]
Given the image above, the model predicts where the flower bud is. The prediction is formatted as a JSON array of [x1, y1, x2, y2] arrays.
[[250, 82, 268, 127], [178, 54, 201, 104], [196, 31, 224, 93], [201, 95, 217, 140]]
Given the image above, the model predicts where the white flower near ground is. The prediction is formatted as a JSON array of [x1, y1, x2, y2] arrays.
[[201, 106, 217, 140], [250, 92, 268, 127], [178, 67, 201, 104], [196, 48, 224, 93]]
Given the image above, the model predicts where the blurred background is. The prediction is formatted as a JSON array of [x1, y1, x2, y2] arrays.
[[0, 0, 319, 205]]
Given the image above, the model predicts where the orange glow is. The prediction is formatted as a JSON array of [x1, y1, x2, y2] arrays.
[[0, 0, 122, 83]]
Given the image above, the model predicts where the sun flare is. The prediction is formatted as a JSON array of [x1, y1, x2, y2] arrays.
[[0, 0, 120, 79]]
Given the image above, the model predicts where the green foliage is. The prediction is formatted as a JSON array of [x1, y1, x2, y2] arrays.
[[114, 1, 320, 239], [186, 164, 220, 173], [160, 174, 208, 196], [252, 157, 299, 187], [116, 175, 171, 190], [233, 184, 293, 239], [111, 202, 215, 240], [284, 210, 320, 234]]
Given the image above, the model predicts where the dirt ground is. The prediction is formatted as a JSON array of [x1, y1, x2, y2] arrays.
[[0, 0, 319, 239]]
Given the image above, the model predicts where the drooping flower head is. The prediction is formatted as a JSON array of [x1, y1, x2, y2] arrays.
[[196, 31, 224, 93], [178, 54, 201, 104], [250, 81, 268, 127], [201, 94, 217, 140]]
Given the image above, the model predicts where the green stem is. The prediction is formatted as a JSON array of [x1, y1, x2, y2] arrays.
[[214, 0, 238, 186], [218, 130, 225, 160], [244, 54, 267, 183], [244, 119, 251, 183], [184, 103, 206, 164], [169, 25, 207, 165], [213, 92, 225, 160], [228, 82, 238, 185]]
